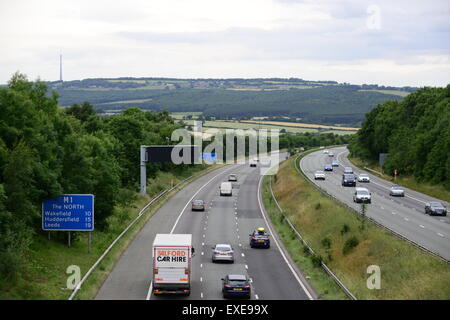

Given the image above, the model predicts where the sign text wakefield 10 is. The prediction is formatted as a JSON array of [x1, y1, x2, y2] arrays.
[[42, 194, 94, 231]]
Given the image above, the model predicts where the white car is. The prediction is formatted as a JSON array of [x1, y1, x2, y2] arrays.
[[358, 174, 370, 182], [228, 174, 237, 182], [249, 159, 257, 167], [323, 149, 329, 154], [328, 152, 334, 157], [314, 170, 326, 180], [353, 187, 371, 203], [389, 185, 405, 197]]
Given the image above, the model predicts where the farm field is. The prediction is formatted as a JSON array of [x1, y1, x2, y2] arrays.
[[180, 119, 357, 135], [240, 120, 359, 131]]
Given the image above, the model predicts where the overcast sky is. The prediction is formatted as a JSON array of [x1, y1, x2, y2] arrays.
[[0, 0, 449, 86]]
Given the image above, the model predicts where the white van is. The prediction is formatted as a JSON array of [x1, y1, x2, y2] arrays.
[[219, 182, 233, 196]]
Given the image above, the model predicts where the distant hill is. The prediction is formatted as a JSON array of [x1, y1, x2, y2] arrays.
[[49, 77, 417, 127]]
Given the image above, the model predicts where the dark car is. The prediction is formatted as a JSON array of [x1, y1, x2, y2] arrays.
[[342, 174, 356, 187], [324, 164, 333, 171], [425, 202, 447, 216], [249, 228, 270, 248], [221, 274, 251, 299]]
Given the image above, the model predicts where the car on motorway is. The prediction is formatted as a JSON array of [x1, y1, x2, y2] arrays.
[[324, 164, 333, 171], [249, 227, 270, 248], [314, 170, 326, 180], [221, 274, 251, 299], [357, 173, 370, 182], [353, 187, 371, 203], [228, 174, 238, 182], [331, 160, 339, 167], [249, 159, 257, 167], [219, 182, 233, 196], [343, 167, 353, 174], [191, 199, 205, 211], [328, 152, 334, 157], [212, 244, 234, 263], [389, 185, 405, 197], [425, 202, 447, 216], [342, 174, 356, 187], [323, 149, 329, 154]]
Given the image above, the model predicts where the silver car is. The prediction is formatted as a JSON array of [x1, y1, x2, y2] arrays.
[[358, 173, 370, 182], [228, 174, 237, 182], [389, 185, 405, 197], [191, 199, 205, 211], [212, 244, 234, 263]]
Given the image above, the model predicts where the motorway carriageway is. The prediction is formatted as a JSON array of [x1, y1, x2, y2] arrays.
[[95, 153, 317, 300], [300, 147, 450, 261]]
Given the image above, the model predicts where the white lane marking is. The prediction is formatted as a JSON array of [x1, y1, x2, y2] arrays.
[[202, 242, 204, 246], [146, 164, 239, 300], [239, 243, 242, 246], [146, 282, 153, 300], [419, 225, 425, 229], [201, 251, 204, 256], [404, 217, 409, 221], [201, 292, 204, 299], [257, 175, 315, 300], [392, 212, 396, 215], [200, 277, 203, 282], [255, 294, 259, 300], [245, 264, 248, 269], [437, 233, 444, 237], [241, 253, 245, 257], [200, 263, 203, 268], [203, 234, 205, 238], [237, 235, 240, 239]]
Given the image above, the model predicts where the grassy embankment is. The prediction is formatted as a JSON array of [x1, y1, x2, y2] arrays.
[[348, 156, 450, 203], [263, 154, 450, 299], [0, 164, 222, 300]]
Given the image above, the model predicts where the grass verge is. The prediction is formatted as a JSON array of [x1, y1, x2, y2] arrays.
[[348, 156, 450, 202], [0, 164, 223, 300], [265, 154, 450, 299], [261, 175, 349, 300]]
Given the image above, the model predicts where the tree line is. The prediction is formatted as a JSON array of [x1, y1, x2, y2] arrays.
[[348, 85, 450, 189], [0, 73, 189, 280]]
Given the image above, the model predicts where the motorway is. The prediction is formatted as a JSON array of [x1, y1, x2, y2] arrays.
[[95, 154, 316, 300], [300, 147, 450, 261]]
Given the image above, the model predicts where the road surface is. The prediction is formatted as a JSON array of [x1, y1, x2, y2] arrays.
[[96, 154, 316, 300], [300, 147, 450, 261]]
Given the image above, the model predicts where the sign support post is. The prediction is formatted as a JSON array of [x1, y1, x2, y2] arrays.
[[68, 231, 71, 248], [88, 232, 92, 253]]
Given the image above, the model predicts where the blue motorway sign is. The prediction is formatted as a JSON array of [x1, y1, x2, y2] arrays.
[[201, 153, 217, 162], [42, 194, 94, 231]]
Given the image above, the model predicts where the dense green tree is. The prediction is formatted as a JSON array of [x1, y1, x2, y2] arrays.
[[349, 85, 450, 189]]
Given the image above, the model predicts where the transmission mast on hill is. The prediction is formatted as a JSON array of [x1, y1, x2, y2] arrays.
[[59, 53, 63, 82]]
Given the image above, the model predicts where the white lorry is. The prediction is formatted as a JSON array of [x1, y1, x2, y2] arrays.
[[152, 234, 193, 296], [219, 181, 233, 196]]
